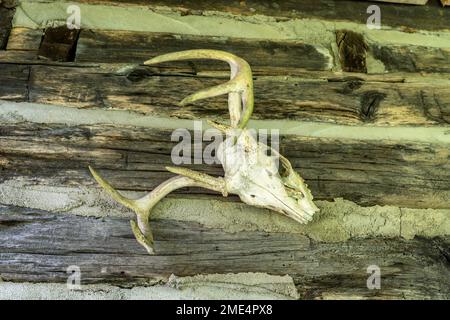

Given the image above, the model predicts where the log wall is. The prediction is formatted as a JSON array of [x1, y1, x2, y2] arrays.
[[0, 0, 449, 299]]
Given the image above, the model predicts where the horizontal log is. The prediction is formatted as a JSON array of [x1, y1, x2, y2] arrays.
[[0, 62, 449, 126], [0, 205, 448, 299], [75, 30, 332, 71], [371, 0, 428, 4], [7, 24, 450, 74], [75, 29, 450, 74], [38, 26, 80, 62], [0, 122, 448, 208], [6, 27, 42, 51], [371, 44, 450, 73], [72, 0, 450, 31]]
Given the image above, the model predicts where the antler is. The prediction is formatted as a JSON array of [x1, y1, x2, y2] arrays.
[[144, 49, 254, 129], [89, 166, 226, 254]]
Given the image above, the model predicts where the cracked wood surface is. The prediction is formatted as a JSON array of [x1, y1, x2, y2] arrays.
[[0, 3, 14, 50], [0, 122, 448, 209], [1, 23, 449, 126], [0, 205, 448, 299], [0, 63, 449, 126], [76, 29, 450, 73], [5, 26, 450, 74], [71, 0, 450, 31], [75, 30, 332, 72]]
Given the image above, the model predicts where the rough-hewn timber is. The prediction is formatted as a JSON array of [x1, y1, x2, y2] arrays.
[[38, 26, 80, 62], [0, 2, 15, 50], [336, 30, 368, 73], [0, 122, 448, 209], [0, 63, 449, 126], [5, 27, 450, 74], [74, 29, 450, 74], [0, 205, 448, 299]]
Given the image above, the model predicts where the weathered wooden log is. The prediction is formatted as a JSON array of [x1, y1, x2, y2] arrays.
[[371, 0, 428, 5], [0, 2, 15, 50], [75, 30, 332, 71], [0, 62, 449, 126], [1, 0, 449, 301], [5, 27, 42, 52], [0, 121, 448, 209], [0, 205, 448, 299], [5, 26, 450, 74], [70, 0, 450, 31]]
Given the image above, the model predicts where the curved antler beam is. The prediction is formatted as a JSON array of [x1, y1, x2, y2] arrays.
[[144, 49, 254, 129]]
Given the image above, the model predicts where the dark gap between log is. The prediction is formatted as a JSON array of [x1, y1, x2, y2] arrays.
[[38, 26, 81, 62], [336, 30, 368, 73]]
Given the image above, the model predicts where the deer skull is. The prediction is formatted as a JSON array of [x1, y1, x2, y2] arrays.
[[217, 127, 317, 224], [89, 50, 319, 254]]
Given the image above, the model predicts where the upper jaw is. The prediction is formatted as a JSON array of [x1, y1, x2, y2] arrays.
[[219, 129, 320, 224], [279, 197, 318, 224]]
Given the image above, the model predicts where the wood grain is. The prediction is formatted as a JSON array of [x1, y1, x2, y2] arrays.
[[0, 122, 448, 209], [75, 29, 450, 74], [6, 27, 42, 52], [0, 64, 29, 101], [0, 205, 448, 299], [371, 0, 428, 5], [0, 3, 15, 50], [336, 30, 368, 73], [0, 62, 448, 126], [71, 0, 450, 31]]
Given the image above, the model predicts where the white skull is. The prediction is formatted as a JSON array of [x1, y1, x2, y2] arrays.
[[217, 129, 318, 223]]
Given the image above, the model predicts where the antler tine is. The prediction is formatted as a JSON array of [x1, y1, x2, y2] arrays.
[[89, 166, 227, 254], [144, 49, 254, 129], [89, 166, 156, 253]]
